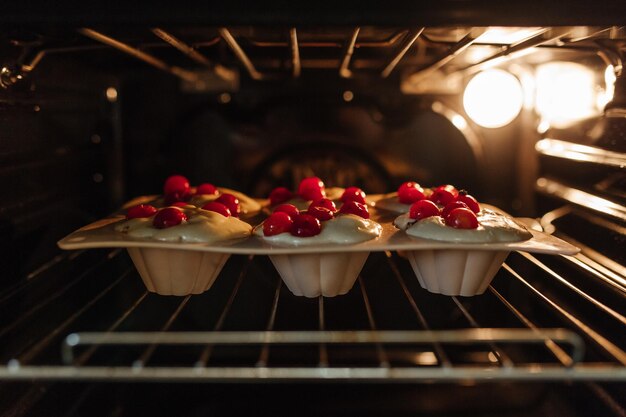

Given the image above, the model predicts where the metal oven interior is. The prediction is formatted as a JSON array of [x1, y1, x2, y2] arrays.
[[0, 3, 625, 416]]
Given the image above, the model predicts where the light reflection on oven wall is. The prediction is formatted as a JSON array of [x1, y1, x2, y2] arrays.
[[446, 60, 616, 214]]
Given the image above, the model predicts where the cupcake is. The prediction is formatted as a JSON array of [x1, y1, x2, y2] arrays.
[[115, 202, 252, 296], [374, 181, 429, 214], [267, 176, 354, 211], [255, 184, 382, 297], [392, 186, 532, 296], [158, 175, 261, 216]]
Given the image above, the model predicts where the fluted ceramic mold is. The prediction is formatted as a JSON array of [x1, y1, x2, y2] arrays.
[[404, 250, 510, 296], [269, 252, 370, 297], [127, 248, 229, 296]]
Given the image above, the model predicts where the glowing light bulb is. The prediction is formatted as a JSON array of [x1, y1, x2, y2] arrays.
[[463, 69, 523, 128], [535, 62, 599, 128]]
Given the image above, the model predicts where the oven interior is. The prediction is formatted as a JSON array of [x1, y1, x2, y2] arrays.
[[0, 19, 625, 417]]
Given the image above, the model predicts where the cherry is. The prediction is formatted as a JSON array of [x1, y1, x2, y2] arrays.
[[307, 206, 334, 221], [341, 186, 366, 204], [430, 185, 458, 206], [441, 201, 470, 219], [126, 204, 157, 219], [398, 182, 426, 204], [269, 187, 293, 206], [445, 207, 479, 229], [153, 207, 187, 229], [171, 202, 189, 208], [195, 183, 218, 196], [456, 191, 480, 213], [273, 204, 299, 218], [164, 191, 191, 206], [163, 175, 190, 195], [297, 177, 326, 201], [309, 198, 337, 212], [339, 200, 370, 219], [263, 212, 294, 236], [409, 200, 440, 220], [215, 193, 241, 217], [290, 214, 322, 237], [201, 202, 231, 217]]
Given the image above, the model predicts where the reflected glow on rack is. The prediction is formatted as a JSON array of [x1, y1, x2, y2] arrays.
[[598, 65, 616, 109], [463, 69, 523, 128]]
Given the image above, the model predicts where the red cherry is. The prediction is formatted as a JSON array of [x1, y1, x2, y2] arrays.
[[309, 198, 337, 212], [269, 187, 293, 206], [397, 182, 426, 204], [445, 208, 479, 229], [126, 204, 157, 219], [297, 177, 326, 201], [215, 193, 240, 217], [263, 212, 294, 236], [430, 185, 458, 206], [201, 202, 231, 217], [153, 207, 187, 229], [307, 206, 335, 221], [456, 192, 480, 213], [163, 175, 190, 195], [290, 214, 322, 237], [409, 200, 440, 220], [171, 201, 189, 208], [273, 204, 299, 218], [441, 201, 470, 219], [164, 191, 191, 206], [196, 183, 218, 196], [338, 200, 370, 219], [341, 186, 366, 204]]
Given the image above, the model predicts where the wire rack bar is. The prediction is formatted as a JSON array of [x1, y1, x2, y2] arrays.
[[219, 28, 264, 80], [78, 28, 198, 82], [0, 253, 69, 305], [249, 30, 407, 48], [358, 276, 390, 367], [0, 249, 121, 340], [61, 329, 584, 362], [195, 255, 253, 367], [74, 291, 149, 366], [17, 266, 134, 364], [318, 296, 329, 366], [461, 28, 571, 73], [133, 295, 192, 368], [536, 138, 626, 167], [339, 28, 360, 78], [380, 28, 424, 78], [256, 277, 282, 367], [520, 252, 626, 326], [385, 252, 451, 367], [152, 28, 214, 68], [488, 286, 574, 366], [407, 28, 485, 82], [151, 28, 237, 83], [503, 264, 626, 365], [289, 28, 301, 78], [536, 177, 626, 222], [451, 297, 514, 368], [1, 364, 624, 382]]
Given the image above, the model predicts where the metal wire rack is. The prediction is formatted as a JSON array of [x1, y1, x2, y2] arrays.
[[0, 243, 624, 383]]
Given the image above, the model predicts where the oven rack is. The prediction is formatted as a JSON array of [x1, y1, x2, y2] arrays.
[[0, 243, 624, 383], [3, 25, 624, 91]]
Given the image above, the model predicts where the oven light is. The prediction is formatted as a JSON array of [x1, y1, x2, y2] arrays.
[[535, 62, 600, 128], [463, 69, 524, 128], [105, 87, 118, 102]]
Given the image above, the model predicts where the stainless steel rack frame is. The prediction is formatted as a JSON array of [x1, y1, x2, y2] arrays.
[[0, 245, 624, 383]]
